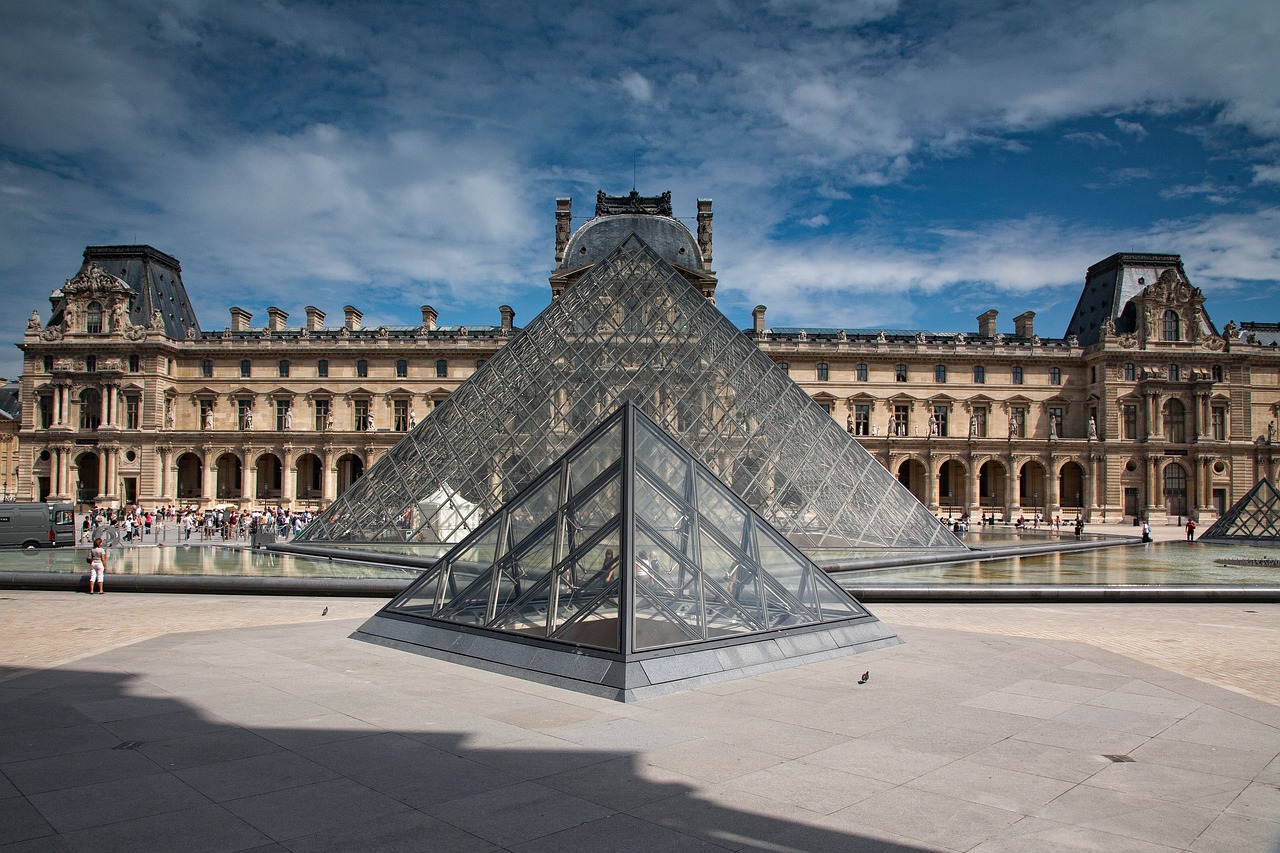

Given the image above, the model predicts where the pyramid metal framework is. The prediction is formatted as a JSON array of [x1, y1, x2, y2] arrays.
[[1200, 479, 1280, 542], [299, 234, 962, 552], [353, 403, 900, 700]]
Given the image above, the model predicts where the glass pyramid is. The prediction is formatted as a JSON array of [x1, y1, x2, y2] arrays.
[[355, 403, 898, 700], [1200, 479, 1280, 542], [300, 233, 961, 553]]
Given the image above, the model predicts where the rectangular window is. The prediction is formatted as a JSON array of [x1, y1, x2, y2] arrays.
[[972, 365, 985, 384], [934, 365, 946, 383], [1010, 406, 1026, 438], [278, 360, 290, 378], [854, 404, 870, 436], [276, 400, 290, 431], [895, 364, 907, 382], [356, 359, 368, 378], [200, 400, 213, 430], [314, 398, 330, 431], [38, 395, 53, 429], [892, 404, 910, 436], [436, 359, 448, 378], [1168, 364, 1179, 381], [1049, 406, 1064, 438], [817, 363, 829, 381], [393, 399, 409, 432], [202, 359, 213, 378], [819, 399, 834, 414], [932, 405, 949, 437], [1124, 404, 1138, 440], [237, 400, 251, 430], [396, 359, 408, 378], [1049, 367, 1062, 385], [1012, 366, 1024, 385], [125, 396, 140, 430], [1124, 362, 1135, 381], [856, 363, 868, 382], [317, 359, 329, 378], [1212, 407, 1226, 440], [240, 360, 251, 378], [129, 354, 140, 373], [778, 362, 789, 375], [354, 399, 369, 431], [43, 355, 53, 372], [972, 407, 988, 438], [1212, 365, 1223, 382]]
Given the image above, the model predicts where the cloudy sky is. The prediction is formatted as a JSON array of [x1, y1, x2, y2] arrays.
[[2, 0, 1278, 379]]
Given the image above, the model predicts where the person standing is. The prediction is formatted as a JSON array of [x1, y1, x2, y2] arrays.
[[1141, 520, 1152, 543], [88, 537, 107, 594], [1186, 519, 1196, 541]]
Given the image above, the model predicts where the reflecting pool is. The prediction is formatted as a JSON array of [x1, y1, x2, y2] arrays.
[[0, 545, 416, 580], [838, 541, 1280, 587]]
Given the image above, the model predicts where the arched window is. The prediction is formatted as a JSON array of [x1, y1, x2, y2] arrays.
[[356, 359, 368, 378], [1162, 310, 1181, 341], [85, 302, 104, 334], [816, 362, 829, 381], [396, 359, 408, 378], [1163, 399, 1186, 442]]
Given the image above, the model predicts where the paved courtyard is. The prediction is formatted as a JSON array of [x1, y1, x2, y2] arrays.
[[2, 591, 1279, 852]]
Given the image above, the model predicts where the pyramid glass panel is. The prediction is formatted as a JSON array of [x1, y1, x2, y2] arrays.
[[1200, 479, 1280, 542], [300, 234, 962, 553], [360, 402, 894, 700]]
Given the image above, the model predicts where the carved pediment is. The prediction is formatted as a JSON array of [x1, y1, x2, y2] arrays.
[[62, 263, 133, 299]]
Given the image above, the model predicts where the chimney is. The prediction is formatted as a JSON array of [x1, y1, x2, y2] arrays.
[[697, 199, 714, 267], [1014, 311, 1035, 338], [230, 307, 252, 332], [555, 197, 572, 264], [977, 310, 998, 338], [752, 305, 767, 336], [343, 305, 362, 331], [267, 306, 288, 331], [304, 305, 325, 330], [499, 305, 515, 333], [420, 305, 438, 331]]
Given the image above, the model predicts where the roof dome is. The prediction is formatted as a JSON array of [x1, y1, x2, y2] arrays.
[[560, 214, 703, 272]]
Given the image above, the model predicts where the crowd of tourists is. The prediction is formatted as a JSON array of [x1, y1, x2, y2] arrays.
[[79, 505, 314, 546]]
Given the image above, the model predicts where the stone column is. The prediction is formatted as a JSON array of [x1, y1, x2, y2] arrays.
[[280, 447, 295, 504], [322, 449, 338, 504], [156, 447, 170, 501], [926, 455, 940, 513], [243, 449, 258, 505], [200, 447, 214, 502], [966, 459, 981, 519], [1046, 456, 1060, 518]]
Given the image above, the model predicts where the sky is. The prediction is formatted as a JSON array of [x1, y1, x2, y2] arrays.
[[1, 0, 1278, 380]]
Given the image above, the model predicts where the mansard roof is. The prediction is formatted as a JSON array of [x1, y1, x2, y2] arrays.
[[73, 245, 202, 340], [1065, 252, 1191, 347]]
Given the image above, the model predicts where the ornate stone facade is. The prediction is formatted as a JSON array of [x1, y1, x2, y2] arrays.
[[15, 202, 1280, 525]]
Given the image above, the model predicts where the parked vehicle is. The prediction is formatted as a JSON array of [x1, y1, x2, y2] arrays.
[[0, 502, 75, 549]]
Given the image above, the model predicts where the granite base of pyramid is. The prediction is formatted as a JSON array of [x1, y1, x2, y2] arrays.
[[350, 403, 901, 701], [352, 614, 900, 701]]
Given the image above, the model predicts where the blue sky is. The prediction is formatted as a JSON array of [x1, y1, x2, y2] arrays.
[[2, 0, 1278, 379]]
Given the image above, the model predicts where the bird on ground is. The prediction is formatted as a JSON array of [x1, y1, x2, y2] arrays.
[[322, 606, 328, 616], [858, 671, 870, 684]]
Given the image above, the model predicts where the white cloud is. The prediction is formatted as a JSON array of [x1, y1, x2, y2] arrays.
[[799, 214, 829, 228], [619, 71, 654, 103], [1114, 117, 1149, 139], [1253, 164, 1280, 184]]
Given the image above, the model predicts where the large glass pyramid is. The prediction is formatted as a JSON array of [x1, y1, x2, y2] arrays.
[[353, 403, 900, 700], [299, 233, 961, 554], [1200, 479, 1280, 542]]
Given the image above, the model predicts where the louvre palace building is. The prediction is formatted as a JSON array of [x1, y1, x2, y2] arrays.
[[15, 190, 1280, 528]]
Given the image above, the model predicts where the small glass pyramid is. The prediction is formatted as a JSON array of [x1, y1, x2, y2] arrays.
[[355, 403, 898, 700], [301, 233, 961, 554], [1200, 479, 1280, 542]]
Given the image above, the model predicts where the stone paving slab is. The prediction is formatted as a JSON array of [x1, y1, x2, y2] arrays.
[[1, 592, 1280, 851]]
